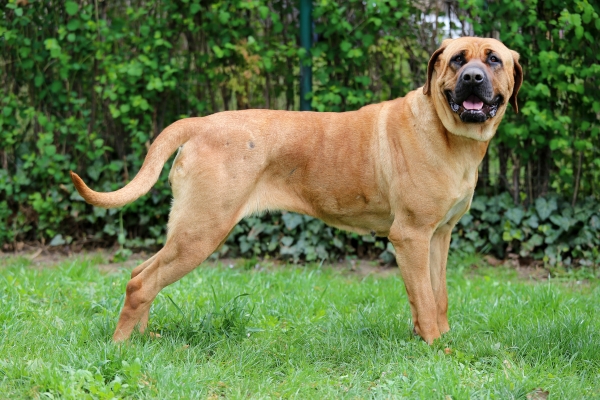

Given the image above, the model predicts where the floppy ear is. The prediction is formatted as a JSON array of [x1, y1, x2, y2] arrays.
[[423, 40, 451, 96], [509, 50, 523, 113]]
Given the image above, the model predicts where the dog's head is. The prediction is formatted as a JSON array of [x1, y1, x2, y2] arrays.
[[423, 37, 523, 141]]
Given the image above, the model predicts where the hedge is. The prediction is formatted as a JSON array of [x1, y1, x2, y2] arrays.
[[1, 0, 598, 266]]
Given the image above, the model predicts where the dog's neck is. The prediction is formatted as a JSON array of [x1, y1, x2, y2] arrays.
[[408, 90, 490, 170]]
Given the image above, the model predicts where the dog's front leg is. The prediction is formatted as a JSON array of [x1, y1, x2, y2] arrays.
[[429, 227, 452, 334], [389, 225, 440, 344]]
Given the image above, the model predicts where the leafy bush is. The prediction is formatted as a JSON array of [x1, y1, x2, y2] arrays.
[[0, 0, 598, 267], [220, 212, 395, 263], [461, 0, 600, 203], [219, 193, 599, 267], [453, 194, 600, 267], [0, 0, 433, 248]]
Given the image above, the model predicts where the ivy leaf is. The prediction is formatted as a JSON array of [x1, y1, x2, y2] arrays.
[[505, 207, 524, 225], [459, 213, 473, 226], [470, 197, 487, 212], [590, 215, 600, 230], [549, 215, 577, 231], [49, 234, 66, 246], [281, 236, 294, 247], [535, 197, 557, 221], [525, 215, 539, 229], [282, 213, 303, 230]]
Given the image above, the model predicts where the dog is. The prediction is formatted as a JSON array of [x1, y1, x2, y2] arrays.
[[71, 37, 522, 343]]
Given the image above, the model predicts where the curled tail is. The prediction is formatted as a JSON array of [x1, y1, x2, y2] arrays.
[[71, 120, 193, 208]]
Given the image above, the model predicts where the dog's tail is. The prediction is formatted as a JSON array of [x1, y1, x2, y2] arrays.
[[70, 120, 192, 208]]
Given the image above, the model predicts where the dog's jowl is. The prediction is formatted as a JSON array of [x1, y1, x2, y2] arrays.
[[71, 37, 522, 344]]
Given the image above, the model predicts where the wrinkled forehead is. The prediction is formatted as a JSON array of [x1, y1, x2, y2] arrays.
[[442, 37, 513, 62]]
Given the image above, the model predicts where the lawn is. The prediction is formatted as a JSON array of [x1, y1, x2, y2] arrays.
[[0, 253, 598, 399]]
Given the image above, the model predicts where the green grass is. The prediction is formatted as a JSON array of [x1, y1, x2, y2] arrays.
[[0, 254, 599, 399]]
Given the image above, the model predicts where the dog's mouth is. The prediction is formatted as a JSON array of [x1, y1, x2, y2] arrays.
[[445, 91, 503, 123]]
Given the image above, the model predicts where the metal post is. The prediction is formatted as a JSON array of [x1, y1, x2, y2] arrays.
[[300, 0, 312, 111]]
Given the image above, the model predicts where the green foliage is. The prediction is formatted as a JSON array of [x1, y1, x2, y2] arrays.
[[221, 212, 392, 262], [224, 192, 600, 266], [163, 292, 253, 346], [51, 359, 144, 399], [460, 0, 600, 202], [0, 0, 598, 264], [310, 0, 430, 111], [0, 0, 432, 255], [453, 194, 600, 267]]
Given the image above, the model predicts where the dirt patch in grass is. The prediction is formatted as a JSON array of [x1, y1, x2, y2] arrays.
[[515, 265, 550, 281], [481, 255, 549, 281], [3, 247, 589, 284], [0, 247, 147, 272], [1, 247, 402, 278], [331, 259, 400, 278]]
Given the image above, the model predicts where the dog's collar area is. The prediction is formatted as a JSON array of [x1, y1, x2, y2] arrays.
[[445, 91, 502, 123]]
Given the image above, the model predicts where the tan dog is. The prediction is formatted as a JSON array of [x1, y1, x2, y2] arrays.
[[71, 37, 522, 344]]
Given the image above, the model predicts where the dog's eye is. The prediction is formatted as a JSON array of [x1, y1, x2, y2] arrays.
[[453, 55, 464, 64], [489, 55, 500, 63]]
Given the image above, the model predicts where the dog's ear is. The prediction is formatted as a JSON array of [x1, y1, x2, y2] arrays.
[[509, 50, 523, 113], [423, 39, 451, 96]]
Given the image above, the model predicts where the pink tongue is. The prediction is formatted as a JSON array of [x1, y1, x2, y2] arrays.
[[463, 95, 484, 110]]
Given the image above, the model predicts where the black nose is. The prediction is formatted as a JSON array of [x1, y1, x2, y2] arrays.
[[461, 67, 485, 85]]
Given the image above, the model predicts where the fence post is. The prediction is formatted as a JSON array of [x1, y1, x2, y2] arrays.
[[300, 0, 312, 111]]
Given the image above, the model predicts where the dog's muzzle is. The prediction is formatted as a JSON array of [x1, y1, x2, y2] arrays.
[[446, 65, 503, 123], [446, 92, 503, 123]]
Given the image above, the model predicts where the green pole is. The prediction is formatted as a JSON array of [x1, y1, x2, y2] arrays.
[[300, 0, 312, 111]]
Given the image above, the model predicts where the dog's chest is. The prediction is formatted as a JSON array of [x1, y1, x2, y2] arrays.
[[438, 188, 474, 228]]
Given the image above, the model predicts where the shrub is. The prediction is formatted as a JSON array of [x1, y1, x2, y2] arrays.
[[1, 0, 598, 267], [453, 194, 600, 267]]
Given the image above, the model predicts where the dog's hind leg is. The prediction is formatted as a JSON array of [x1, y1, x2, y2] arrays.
[[112, 215, 240, 342], [111, 138, 265, 342], [131, 254, 157, 279], [127, 254, 158, 334]]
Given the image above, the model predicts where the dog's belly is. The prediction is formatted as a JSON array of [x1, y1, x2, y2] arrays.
[[276, 184, 395, 236], [319, 212, 394, 237], [249, 170, 393, 236], [312, 191, 394, 235]]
